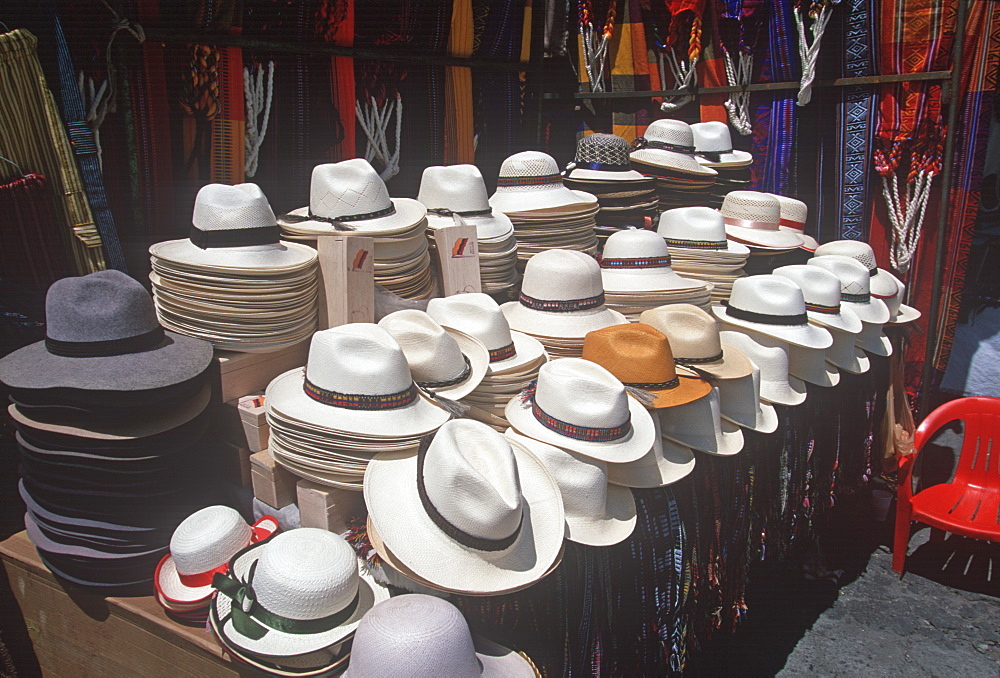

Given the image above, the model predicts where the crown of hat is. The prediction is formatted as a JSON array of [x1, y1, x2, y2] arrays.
[[643, 119, 695, 148], [426, 293, 514, 353], [417, 165, 491, 214], [773, 265, 841, 309], [718, 330, 790, 382], [507, 432, 611, 523], [602, 228, 672, 265], [879, 270, 905, 312], [309, 159, 392, 220], [521, 249, 604, 303], [192, 183, 277, 233], [868, 268, 902, 298], [305, 324, 413, 398], [424, 420, 524, 544], [813, 240, 877, 271], [718, 365, 763, 420], [347, 595, 482, 677], [252, 529, 361, 622], [728, 275, 808, 317], [378, 310, 469, 384], [170, 506, 252, 575], [45, 270, 161, 345], [769, 194, 808, 223], [534, 358, 630, 430], [575, 133, 632, 166], [496, 151, 562, 192], [657, 206, 727, 242], [808, 255, 871, 296], [640, 305, 723, 362], [721, 191, 782, 224], [582, 323, 678, 385], [690, 121, 734, 153]]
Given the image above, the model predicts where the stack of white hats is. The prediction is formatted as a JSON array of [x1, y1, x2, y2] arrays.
[[657, 206, 749, 303], [630, 119, 718, 212]]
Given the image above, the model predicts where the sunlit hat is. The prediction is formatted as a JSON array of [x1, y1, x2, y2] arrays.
[[808, 255, 891, 325], [630, 119, 718, 177], [717, 365, 778, 434], [659, 387, 744, 456], [691, 121, 753, 167], [876, 269, 921, 325], [773, 264, 863, 334], [657, 206, 750, 255], [720, 191, 803, 249], [565, 133, 647, 182], [599, 228, 704, 292], [418, 165, 515, 241], [719, 330, 807, 406], [490, 151, 597, 214], [769, 194, 819, 251], [713, 275, 833, 349], [639, 304, 753, 380]]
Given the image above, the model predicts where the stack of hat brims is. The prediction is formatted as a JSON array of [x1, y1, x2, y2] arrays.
[[629, 119, 718, 213], [149, 183, 320, 352], [691, 121, 753, 209], [657, 206, 749, 303], [490, 151, 600, 266], [278, 159, 434, 300], [562, 133, 659, 247], [0, 271, 215, 589]]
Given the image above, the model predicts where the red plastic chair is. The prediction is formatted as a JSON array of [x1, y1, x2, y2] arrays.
[[893, 396, 1000, 574]]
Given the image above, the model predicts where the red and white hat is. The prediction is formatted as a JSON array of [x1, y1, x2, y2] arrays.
[[769, 194, 820, 252]]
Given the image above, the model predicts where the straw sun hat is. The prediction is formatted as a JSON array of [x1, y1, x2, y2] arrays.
[[720, 191, 803, 250], [813, 240, 920, 324], [418, 165, 514, 242], [564, 133, 647, 183], [211, 528, 390, 656], [691, 121, 753, 168], [657, 206, 750, 255], [714, 275, 833, 349], [630, 119, 718, 177], [490, 151, 598, 214], [719, 330, 807, 406], [599, 228, 704, 293], [364, 419, 565, 595], [639, 304, 753, 380], [769, 194, 819, 252]]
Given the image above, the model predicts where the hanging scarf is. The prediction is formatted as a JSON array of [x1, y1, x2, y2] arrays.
[[444, 0, 475, 163], [716, 0, 770, 135], [578, 0, 617, 93], [317, 0, 357, 162], [650, 0, 706, 113]]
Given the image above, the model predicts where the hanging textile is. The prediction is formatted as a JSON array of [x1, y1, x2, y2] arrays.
[[608, 0, 663, 142], [317, 0, 357, 162], [649, 0, 706, 113], [444, 0, 476, 163], [577, 0, 617, 93], [0, 173, 74, 288], [716, 0, 770, 135], [793, 0, 840, 105], [697, 0, 733, 123]]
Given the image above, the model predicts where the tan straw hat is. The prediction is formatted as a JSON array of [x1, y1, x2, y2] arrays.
[[639, 304, 753, 380]]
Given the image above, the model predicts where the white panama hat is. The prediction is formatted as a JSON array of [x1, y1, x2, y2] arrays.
[[599, 228, 703, 292], [343, 594, 536, 678], [713, 275, 833, 349], [825, 325, 871, 374], [150, 183, 317, 269], [598, 414, 695, 489], [717, 365, 779, 434], [156, 506, 278, 605], [718, 330, 807, 406], [657, 206, 750, 255], [489, 151, 597, 214], [720, 191, 804, 249], [505, 358, 655, 463], [279, 159, 427, 233], [378, 310, 489, 401], [501, 249, 628, 339], [856, 320, 894, 356], [769, 194, 819, 252], [808, 255, 891, 324], [565, 133, 648, 182], [691, 121, 753, 167], [418, 165, 515, 242], [877, 269, 921, 324], [659, 387, 744, 456], [426, 293, 546, 375], [364, 419, 565, 595], [265, 324, 451, 438], [630, 119, 718, 177], [212, 528, 390, 656], [724, 325, 838, 388], [773, 264, 863, 334], [504, 429, 637, 546], [639, 304, 753, 380]]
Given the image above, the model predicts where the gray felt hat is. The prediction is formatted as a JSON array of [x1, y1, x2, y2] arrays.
[[0, 270, 213, 394]]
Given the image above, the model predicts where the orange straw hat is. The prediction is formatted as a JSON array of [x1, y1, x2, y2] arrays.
[[582, 324, 711, 410]]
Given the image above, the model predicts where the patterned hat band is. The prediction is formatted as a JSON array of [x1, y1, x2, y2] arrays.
[[417, 355, 472, 391], [723, 301, 808, 326], [674, 351, 725, 365], [723, 216, 780, 232], [664, 237, 728, 250], [805, 301, 842, 314], [303, 378, 419, 410], [518, 291, 606, 313], [599, 255, 672, 269], [281, 203, 397, 227], [488, 342, 517, 363], [623, 377, 679, 390], [841, 292, 871, 303], [778, 218, 806, 231], [189, 224, 281, 249], [566, 160, 632, 173], [531, 399, 631, 442], [426, 207, 495, 218], [496, 173, 563, 188], [632, 138, 696, 154]]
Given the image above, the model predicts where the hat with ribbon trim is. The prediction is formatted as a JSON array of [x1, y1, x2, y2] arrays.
[[599, 228, 705, 292], [720, 191, 804, 250], [808, 255, 891, 325], [565, 133, 647, 182], [656, 206, 750, 255], [418, 165, 515, 241], [769, 194, 819, 251], [489, 151, 598, 214], [639, 304, 754, 380], [629, 119, 718, 177], [713, 275, 833, 349], [691, 121, 753, 168], [773, 264, 863, 334]]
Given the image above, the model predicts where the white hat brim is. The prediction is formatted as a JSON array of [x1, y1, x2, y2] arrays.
[[716, 377, 779, 434], [630, 150, 718, 176], [363, 441, 565, 595], [564, 483, 637, 547], [759, 374, 807, 406], [425, 212, 514, 242], [155, 555, 215, 604], [501, 302, 629, 339], [600, 269, 704, 293], [828, 348, 870, 374], [890, 303, 921, 325], [488, 331, 548, 375], [565, 167, 648, 182], [149, 240, 317, 270], [695, 150, 753, 167], [789, 353, 840, 388], [661, 416, 744, 457], [714, 308, 833, 349], [856, 325, 893, 356], [724, 226, 803, 249], [844, 297, 891, 324], [475, 636, 540, 678], [489, 186, 596, 214], [666, 240, 751, 256], [279, 198, 426, 234], [808, 306, 863, 334], [214, 547, 389, 657], [607, 420, 696, 488], [265, 368, 451, 437], [721, 400, 778, 434], [504, 393, 655, 464]]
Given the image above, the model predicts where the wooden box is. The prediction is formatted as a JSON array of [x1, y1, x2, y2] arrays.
[[250, 450, 298, 509], [296, 480, 363, 534], [210, 341, 309, 405]]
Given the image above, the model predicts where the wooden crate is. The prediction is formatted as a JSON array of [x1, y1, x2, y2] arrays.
[[210, 342, 309, 405], [0, 532, 256, 677]]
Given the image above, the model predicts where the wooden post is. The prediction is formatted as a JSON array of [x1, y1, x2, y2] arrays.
[[317, 235, 375, 329], [432, 221, 482, 296]]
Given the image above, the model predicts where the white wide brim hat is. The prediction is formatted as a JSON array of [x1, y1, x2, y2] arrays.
[[600, 268, 704, 293], [489, 186, 598, 215], [787, 344, 840, 388], [890, 303, 921, 325], [364, 440, 565, 595], [342, 633, 536, 678], [844, 296, 891, 325], [714, 307, 833, 349], [279, 198, 427, 234], [696, 149, 753, 167], [630, 149, 718, 177], [213, 545, 390, 657], [723, 224, 803, 250], [265, 368, 451, 437], [760, 371, 807, 406], [149, 240, 317, 271], [606, 415, 696, 488], [425, 329, 491, 401], [505, 390, 655, 464], [490, 330, 547, 375], [856, 322, 893, 356], [155, 556, 215, 604], [425, 212, 514, 243], [565, 165, 648, 182], [717, 375, 778, 434], [826, 327, 871, 374], [501, 301, 629, 340], [808, 304, 863, 335], [659, 391, 745, 456]]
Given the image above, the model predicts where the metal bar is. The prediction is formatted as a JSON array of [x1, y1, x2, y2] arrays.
[[542, 70, 954, 100], [144, 30, 539, 72], [919, 0, 969, 418]]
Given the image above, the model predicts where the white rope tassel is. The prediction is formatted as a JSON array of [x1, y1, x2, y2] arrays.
[[881, 169, 935, 273], [723, 51, 753, 135], [78, 72, 110, 170], [356, 93, 403, 181], [580, 24, 611, 92], [794, 4, 836, 107], [243, 61, 274, 178], [659, 52, 698, 113]]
